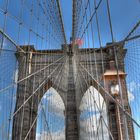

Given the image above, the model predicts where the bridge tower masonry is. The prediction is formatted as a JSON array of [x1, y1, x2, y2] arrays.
[[66, 44, 79, 140], [12, 43, 135, 140]]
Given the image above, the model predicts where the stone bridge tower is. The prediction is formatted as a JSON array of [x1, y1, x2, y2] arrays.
[[12, 43, 135, 140]]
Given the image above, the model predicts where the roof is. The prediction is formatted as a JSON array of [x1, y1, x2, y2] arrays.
[[103, 70, 126, 76]]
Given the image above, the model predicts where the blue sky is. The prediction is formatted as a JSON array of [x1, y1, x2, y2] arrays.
[[0, 32, 17, 140], [0, 0, 140, 139], [125, 39, 140, 139], [60, 0, 72, 42], [60, 0, 140, 45]]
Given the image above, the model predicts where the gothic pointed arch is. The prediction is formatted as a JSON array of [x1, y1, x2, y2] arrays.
[[79, 86, 109, 140], [36, 87, 65, 140]]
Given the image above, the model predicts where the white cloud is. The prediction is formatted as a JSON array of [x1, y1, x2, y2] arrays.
[[79, 86, 106, 112], [41, 87, 65, 118], [36, 87, 65, 139], [13, 68, 18, 83], [128, 90, 135, 102], [36, 130, 65, 140], [80, 113, 109, 140], [79, 86, 109, 140], [127, 81, 140, 92]]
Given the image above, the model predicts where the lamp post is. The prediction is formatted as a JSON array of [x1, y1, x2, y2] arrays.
[[103, 60, 126, 140]]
